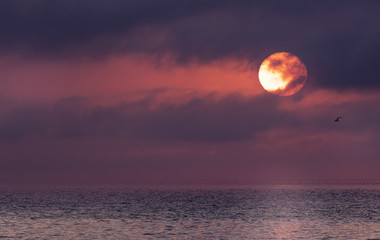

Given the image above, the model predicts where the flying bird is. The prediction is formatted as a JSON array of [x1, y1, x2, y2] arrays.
[[334, 117, 342, 122]]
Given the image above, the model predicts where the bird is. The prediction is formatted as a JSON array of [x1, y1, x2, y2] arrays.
[[334, 117, 342, 122]]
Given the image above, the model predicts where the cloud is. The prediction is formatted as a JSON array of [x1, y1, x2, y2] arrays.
[[1, 1, 380, 184], [0, 1, 379, 90], [1, 89, 380, 143], [0, 0, 244, 57], [1, 90, 380, 184], [0, 93, 285, 142]]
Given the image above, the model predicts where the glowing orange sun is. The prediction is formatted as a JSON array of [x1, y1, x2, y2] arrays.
[[258, 52, 307, 96]]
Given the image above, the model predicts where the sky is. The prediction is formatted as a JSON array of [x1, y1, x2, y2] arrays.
[[0, 0, 379, 185]]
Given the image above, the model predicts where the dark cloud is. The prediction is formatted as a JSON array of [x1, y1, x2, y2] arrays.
[[1, 91, 380, 143], [0, 0, 379, 89], [0, 0, 248, 56], [1, 92, 380, 184], [0, 94, 288, 142]]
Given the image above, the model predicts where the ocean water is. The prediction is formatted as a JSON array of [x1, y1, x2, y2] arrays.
[[0, 185, 380, 240]]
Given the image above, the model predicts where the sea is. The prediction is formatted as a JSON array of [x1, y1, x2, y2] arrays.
[[0, 184, 380, 240]]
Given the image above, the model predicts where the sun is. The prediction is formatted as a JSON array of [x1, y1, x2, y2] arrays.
[[258, 52, 307, 96]]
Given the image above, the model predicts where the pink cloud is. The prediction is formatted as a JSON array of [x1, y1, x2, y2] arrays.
[[0, 54, 263, 105]]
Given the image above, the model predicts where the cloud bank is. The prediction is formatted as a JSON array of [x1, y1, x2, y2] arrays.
[[0, 0, 379, 89]]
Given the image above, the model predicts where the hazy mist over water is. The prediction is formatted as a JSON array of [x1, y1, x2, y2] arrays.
[[0, 185, 380, 240]]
